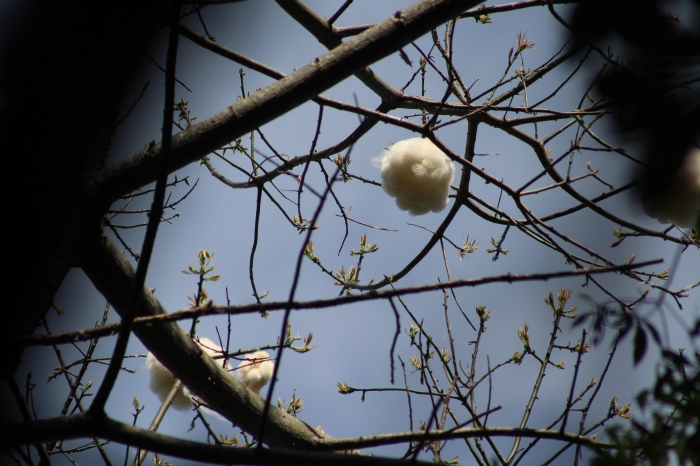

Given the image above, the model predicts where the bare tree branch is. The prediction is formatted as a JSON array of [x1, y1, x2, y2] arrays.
[[3, 412, 432, 466], [90, 0, 484, 204], [23, 258, 662, 346]]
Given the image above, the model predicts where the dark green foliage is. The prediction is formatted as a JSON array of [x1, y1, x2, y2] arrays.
[[591, 347, 700, 466]]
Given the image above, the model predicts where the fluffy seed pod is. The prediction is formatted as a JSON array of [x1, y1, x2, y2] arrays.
[[375, 137, 455, 216], [146, 337, 226, 410], [236, 351, 274, 394]]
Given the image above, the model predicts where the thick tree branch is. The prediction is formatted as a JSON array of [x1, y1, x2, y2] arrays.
[[274, 0, 402, 102], [3, 412, 433, 466], [90, 0, 483, 204], [81, 235, 329, 449], [4, 412, 614, 461]]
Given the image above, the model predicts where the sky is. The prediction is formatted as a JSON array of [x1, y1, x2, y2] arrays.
[[5, 1, 699, 465]]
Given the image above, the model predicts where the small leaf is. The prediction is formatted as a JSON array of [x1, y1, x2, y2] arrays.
[[618, 320, 632, 343], [644, 322, 661, 346], [633, 326, 647, 365], [398, 48, 412, 67]]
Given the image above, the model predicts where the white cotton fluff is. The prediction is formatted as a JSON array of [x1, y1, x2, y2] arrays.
[[236, 351, 274, 394], [146, 337, 226, 411], [375, 137, 455, 216], [642, 148, 700, 228]]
